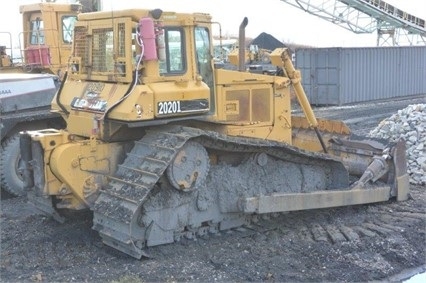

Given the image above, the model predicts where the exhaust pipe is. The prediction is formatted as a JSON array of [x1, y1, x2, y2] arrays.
[[238, 17, 248, 72]]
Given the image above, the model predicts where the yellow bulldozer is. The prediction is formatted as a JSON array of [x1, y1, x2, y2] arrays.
[[20, 8, 409, 259]]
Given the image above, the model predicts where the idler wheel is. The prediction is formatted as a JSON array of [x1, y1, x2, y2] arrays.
[[166, 141, 209, 191]]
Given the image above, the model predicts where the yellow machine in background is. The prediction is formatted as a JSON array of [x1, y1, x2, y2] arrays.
[[1, 1, 100, 76], [0, 46, 12, 67], [19, 2, 79, 76], [20, 8, 409, 259]]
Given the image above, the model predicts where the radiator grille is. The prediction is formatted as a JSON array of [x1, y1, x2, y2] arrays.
[[73, 25, 127, 77], [92, 28, 113, 72], [73, 26, 88, 65], [118, 23, 125, 58]]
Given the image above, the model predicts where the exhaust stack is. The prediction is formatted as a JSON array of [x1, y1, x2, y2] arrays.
[[238, 17, 248, 72]]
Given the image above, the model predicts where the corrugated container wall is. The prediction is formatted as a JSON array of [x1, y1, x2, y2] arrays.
[[295, 46, 426, 105]]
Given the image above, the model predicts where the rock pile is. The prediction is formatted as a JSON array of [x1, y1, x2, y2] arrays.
[[368, 104, 426, 186]]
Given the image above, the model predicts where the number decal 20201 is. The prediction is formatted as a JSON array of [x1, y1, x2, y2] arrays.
[[158, 101, 182, 115]]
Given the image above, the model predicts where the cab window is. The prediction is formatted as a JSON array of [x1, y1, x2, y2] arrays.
[[29, 17, 44, 45], [62, 16, 77, 43], [159, 28, 186, 75], [194, 27, 213, 88]]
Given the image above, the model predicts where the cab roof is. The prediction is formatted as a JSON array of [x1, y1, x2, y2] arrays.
[[77, 9, 212, 23], [19, 2, 81, 13]]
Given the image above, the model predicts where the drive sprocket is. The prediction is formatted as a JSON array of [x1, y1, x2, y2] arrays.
[[166, 141, 210, 191]]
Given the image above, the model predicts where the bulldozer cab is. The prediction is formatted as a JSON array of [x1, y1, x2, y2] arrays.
[[19, 2, 82, 76], [55, 9, 215, 139], [69, 9, 214, 87]]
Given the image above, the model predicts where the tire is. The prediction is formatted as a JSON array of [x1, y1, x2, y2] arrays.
[[1, 134, 25, 196]]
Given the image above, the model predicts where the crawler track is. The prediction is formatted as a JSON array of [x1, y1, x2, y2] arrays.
[[92, 125, 367, 258]]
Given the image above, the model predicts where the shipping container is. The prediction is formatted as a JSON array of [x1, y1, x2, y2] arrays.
[[295, 46, 426, 105]]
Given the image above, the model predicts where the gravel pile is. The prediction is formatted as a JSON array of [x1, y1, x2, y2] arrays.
[[368, 104, 426, 185]]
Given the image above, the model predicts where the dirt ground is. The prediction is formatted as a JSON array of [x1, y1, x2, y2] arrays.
[[1, 96, 425, 283]]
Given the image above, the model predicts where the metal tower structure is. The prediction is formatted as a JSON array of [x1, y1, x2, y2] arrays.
[[280, 0, 426, 46]]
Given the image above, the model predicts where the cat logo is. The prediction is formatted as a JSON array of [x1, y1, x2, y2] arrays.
[[0, 89, 12, 95]]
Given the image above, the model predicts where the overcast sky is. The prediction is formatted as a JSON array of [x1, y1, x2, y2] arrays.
[[1, 0, 425, 48]]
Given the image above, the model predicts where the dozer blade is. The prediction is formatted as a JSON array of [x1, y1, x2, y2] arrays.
[[242, 136, 409, 214]]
